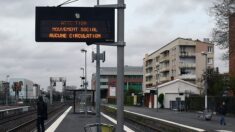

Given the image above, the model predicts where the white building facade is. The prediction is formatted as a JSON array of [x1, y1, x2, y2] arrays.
[[146, 79, 200, 109], [9, 78, 38, 99]]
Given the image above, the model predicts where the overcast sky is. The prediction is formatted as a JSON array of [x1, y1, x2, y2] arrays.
[[0, 0, 228, 91]]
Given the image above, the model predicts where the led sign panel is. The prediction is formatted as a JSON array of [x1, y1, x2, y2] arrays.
[[36, 7, 115, 43]]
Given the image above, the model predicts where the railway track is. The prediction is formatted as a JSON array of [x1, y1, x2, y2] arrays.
[[0, 103, 67, 132]]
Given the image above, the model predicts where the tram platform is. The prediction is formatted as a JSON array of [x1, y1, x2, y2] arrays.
[[45, 106, 116, 132]]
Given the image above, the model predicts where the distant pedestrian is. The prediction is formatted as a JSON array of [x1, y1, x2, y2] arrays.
[[37, 96, 48, 132], [218, 101, 227, 126]]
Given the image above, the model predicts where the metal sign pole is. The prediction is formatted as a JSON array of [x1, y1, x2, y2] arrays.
[[117, 0, 125, 131], [95, 45, 101, 131], [85, 50, 88, 116], [96, 2, 101, 132]]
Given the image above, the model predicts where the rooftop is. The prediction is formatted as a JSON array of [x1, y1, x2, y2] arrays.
[[99, 66, 143, 75]]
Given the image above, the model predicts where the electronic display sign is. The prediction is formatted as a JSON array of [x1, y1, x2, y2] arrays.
[[35, 7, 115, 44]]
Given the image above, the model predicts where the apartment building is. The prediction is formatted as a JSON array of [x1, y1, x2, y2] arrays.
[[91, 66, 143, 99], [143, 38, 214, 93]]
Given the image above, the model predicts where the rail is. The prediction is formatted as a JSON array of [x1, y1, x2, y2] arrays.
[[0, 103, 66, 132], [101, 105, 206, 132]]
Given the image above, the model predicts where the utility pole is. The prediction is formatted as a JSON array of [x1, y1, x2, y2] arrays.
[[50, 77, 53, 105], [92, 43, 105, 132], [96, 1, 101, 130], [95, 45, 101, 131], [116, 0, 125, 131], [95, 0, 125, 131], [81, 49, 88, 116]]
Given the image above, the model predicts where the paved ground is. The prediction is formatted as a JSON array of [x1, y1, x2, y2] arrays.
[[51, 105, 116, 132], [54, 113, 114, 132], [45, 105, 235, 132], [123, 106, 235, 132]]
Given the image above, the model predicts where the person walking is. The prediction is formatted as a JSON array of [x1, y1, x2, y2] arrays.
[[219, 101, 227, 126], [37, 96, 48, 132]]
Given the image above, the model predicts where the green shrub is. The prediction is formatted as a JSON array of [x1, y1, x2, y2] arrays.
[[125, 96, 134, 106], [158, 93, 164, 108]]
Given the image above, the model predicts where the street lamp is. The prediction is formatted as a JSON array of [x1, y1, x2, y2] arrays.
[[185, 90, 190, 112], [80, 67, 85, 88], [155, 68, 159, 111], [81, 49, 87, 116], [201, 52, 208, 110]]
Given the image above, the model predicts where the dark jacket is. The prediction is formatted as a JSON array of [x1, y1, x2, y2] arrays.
[[37, 96, 48, 120], [219, 104, 227, 115]]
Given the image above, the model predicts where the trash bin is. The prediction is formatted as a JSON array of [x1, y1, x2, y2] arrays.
[[84, 123, 115, 132], [197, 110, 213, 121], [204, 110, 212, 121]]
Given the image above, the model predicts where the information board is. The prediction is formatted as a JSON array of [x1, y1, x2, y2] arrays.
[[36, 7, 115, 43]]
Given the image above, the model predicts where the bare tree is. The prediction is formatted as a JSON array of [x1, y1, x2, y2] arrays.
[[211, 0, 235, 60]]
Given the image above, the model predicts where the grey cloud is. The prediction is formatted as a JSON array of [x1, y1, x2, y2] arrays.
[[0, 0, 226, 90], [135, 0, 213, 17], [0, 0, 36, 18]]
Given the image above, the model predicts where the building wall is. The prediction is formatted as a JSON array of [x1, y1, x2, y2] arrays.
[[195, 41, 214, 88], [91, 66, 143, 99], [157, 80, 200, 109], [9, 78, 36, 99], [230, 14, 235, 77], [0, 81, 5, 92], [143, 38, 214, 93]]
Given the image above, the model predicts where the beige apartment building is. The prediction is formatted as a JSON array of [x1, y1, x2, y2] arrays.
[[143, 38, 214, 93]]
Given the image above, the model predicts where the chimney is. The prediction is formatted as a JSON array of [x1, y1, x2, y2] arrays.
[[203, 38, 210, 43]]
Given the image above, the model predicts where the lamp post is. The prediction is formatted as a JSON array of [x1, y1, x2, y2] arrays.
[[201, 52, 208, 110], [80, 67, 85, 88], [155, 85, 158, 112], [185, 90, 190, 112], [155, 68, 159, 111], [81, 49, 87, 116]]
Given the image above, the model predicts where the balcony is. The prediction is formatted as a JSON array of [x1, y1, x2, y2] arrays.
[[145, 73, 152, 77], [160, 66, 170, 72], [145, 64, 153, 70], [160, 77, 170, 82], [179, 74, 196, 80], [180, 52, 195, 57], [179, 63, 196, 68], [159, 56, 170, 63]]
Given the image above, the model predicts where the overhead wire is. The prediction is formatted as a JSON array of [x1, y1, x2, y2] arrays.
[[57, 0, 79, 7]]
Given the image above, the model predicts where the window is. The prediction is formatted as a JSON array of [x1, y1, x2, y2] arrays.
[[100, 82, 107, 85], [172, 70, 176, 77], [208, 46, 213, 53], [208, 58, 213, 64]]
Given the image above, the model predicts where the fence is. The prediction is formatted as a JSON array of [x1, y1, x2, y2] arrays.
[[187, 96, 235, 115]]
